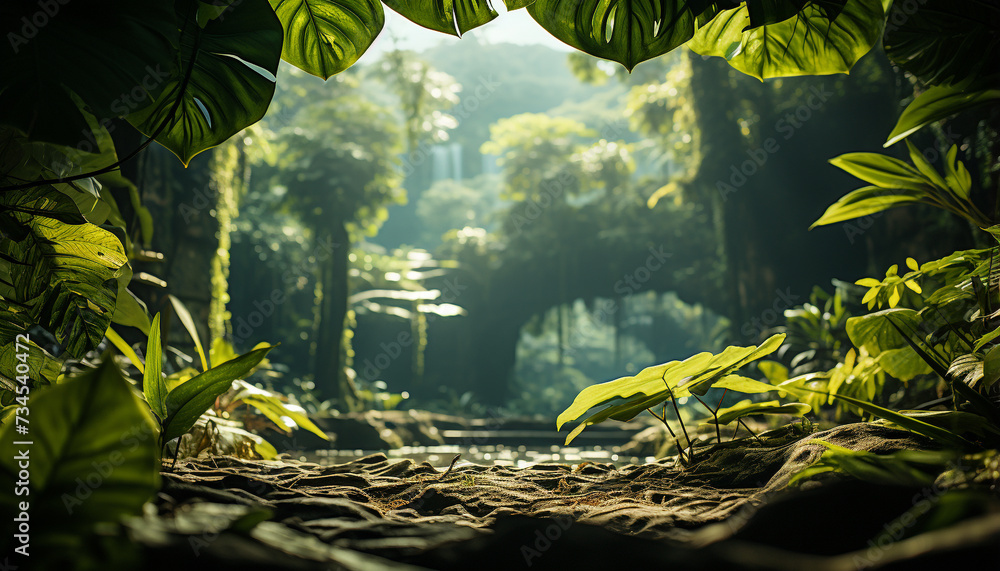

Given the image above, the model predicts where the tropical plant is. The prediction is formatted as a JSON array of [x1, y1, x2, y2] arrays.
[[812, 142, 992, 230], [557, 333, 812, 462]]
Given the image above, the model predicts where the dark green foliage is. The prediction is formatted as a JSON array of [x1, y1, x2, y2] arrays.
[[0, 357, 160, 553]]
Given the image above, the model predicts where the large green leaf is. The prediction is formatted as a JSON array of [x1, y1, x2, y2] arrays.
[[111, 287, 153, 335], [270, 0, 384, 79], [557, 334, 785, 444], [875, 346, 932, 381], [714, 374, 783, 394], [0, 0, 177, 146], [528, 0, 704, 71], [828, 152, 931, 192], [744, 0, 836, 28], [0, 186, 87, 226], [688, 0, 885, 80], [846, 308, 923, 356], [162, 345, 274, 443], [886, 86, 1000, 147], [883, 0, 1000, 88], [0, 339, 61, 388], [0, 357, 160, 544], [0, 214, 128, 358], [128, 0, 284, 165], [383, 0, 498, 36]]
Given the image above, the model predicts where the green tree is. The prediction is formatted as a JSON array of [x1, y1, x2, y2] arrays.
[[274, 79, 405, 406]]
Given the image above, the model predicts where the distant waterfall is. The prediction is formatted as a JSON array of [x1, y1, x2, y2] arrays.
[[430, 143, 463, 183], [451, 143, 462, 181]]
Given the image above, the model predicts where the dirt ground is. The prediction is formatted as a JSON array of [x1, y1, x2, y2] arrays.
[[121, 423, 1000, 570]]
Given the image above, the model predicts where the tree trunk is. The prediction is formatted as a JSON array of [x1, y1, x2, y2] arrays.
[[688, 52, 752, 335], [312, 221, 357, 408]]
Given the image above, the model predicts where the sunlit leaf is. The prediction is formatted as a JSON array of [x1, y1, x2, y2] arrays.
[[383, 0, 497, 36], [106, 327, 145, 375], [885, 86, 1000, 147], [781, 385, 976, 449], [688, 0, 885, 80], [144, 314, 167, 420], [270, 0, 384, 79], [558, 334, 785, 443], [846, 308, 923, 355], [790, 439, 956, 486], [0, 215, 127, 358], [828, 152, 929, 192], [528, 0, 704, 71], [169, 295, 209, 372], [505, 0, 536, 9], [875, 346, 931, 382], [810, 185, 921, 228]]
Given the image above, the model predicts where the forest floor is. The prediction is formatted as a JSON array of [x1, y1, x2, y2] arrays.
[[120, 421, 1000, 570]]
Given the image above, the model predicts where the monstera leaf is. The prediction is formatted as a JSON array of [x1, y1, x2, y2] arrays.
[[883, 0, 1000, 88], [383, 0, 498, 36], [127, 0, 284, 165], [742, 0, 843, 28], [688, 0, 885, 80], [270, 0, 384, 79], [528, 0, 706, 71], [0, 0, 177, 147], [557, 334, 785, 444]]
